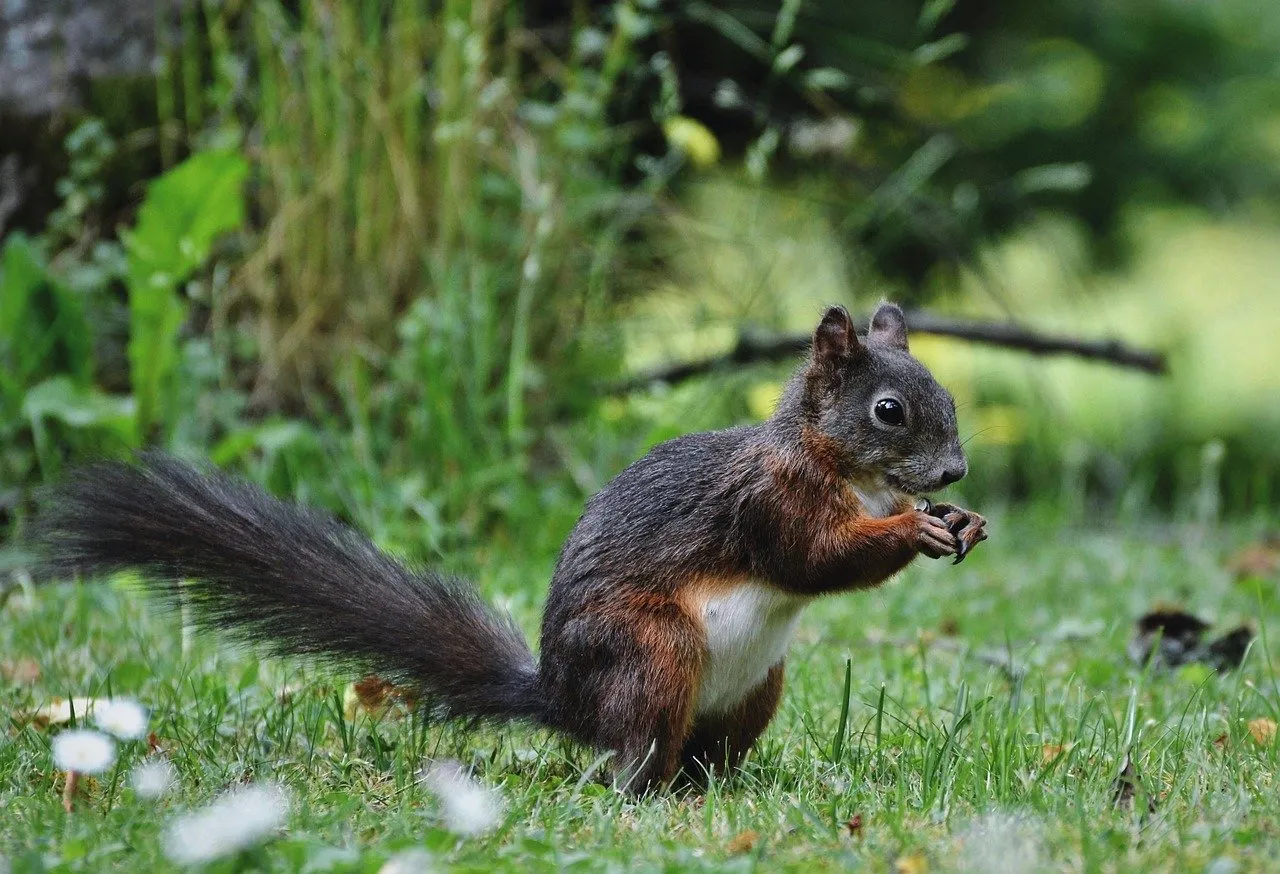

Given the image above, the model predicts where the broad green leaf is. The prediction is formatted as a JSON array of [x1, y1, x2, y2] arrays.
[[0, 234, 93, 392], [210, 419, 317, 466], [22, 376, 136, 435], [0, 234, 39, 344], [22, 376, 137, 466], [124, 149, 248, 439]]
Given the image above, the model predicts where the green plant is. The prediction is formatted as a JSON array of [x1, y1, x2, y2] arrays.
[[0, 144, 247, 538], [123, 148, 248, 442], [0, 235, 107, 484], [184, 0, 668, 537]]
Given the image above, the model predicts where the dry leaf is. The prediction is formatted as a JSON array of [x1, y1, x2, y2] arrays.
[[1, 657, 41, 684], [1039, 747, 1070, 767], [343, 675, 418, 720], [1203, 627, 1254, 672], [726, 829, 759, 854], [895, 853, 929, 874], [1213, 733, 1229, 750], [1041, 743, 1072, 764], [1247, 717, 1277, 746], [1129, 608, 1253, 672], [1227, 539, 1280, 579], [1129, 609, 1209, 667], [28, 697, 102, 728]]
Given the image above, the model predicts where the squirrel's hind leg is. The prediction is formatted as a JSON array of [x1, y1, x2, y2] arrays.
[[573, 602, 705, 795], [679, 662, 784, 786]]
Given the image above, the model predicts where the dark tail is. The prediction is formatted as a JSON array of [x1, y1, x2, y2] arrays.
[[36, 452, 543, 724]]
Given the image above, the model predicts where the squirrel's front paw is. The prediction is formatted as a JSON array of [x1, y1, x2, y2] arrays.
[[927, 503, 988, 564], [912, 511, 957, 559]]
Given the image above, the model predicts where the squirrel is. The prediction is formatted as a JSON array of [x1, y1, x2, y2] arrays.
[[37, 302, 987, 794]]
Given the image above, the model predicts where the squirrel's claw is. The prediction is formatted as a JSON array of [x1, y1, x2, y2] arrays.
[[952, 519, 989, 564], [924, 501, 988, 564]]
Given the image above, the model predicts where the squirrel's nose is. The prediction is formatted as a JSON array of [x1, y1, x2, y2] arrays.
[[939, 464, 966, 486]]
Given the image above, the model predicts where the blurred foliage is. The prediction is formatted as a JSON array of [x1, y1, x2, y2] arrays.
[[615, 0, 1280, 288], [623, 180, 1280, 518], [126, 148, 248, 440], [0, 142, 247, 501], [2, 0, 1280, 551]]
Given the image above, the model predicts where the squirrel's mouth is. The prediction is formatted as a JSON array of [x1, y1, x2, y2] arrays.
[[879, 472, 919, 500], [885, 471, 947, 497]]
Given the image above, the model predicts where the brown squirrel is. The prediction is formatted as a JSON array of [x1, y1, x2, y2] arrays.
[[38, 302, 987, 794]]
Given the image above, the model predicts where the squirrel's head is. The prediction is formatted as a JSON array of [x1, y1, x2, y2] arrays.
[[800, 302, 966, 495]]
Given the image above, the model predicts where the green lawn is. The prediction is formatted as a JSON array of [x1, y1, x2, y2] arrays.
[[3, 508, 1278, 872]]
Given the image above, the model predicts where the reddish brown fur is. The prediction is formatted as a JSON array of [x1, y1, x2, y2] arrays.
[[588, 596, 705, 790], [746, 437, 925, 595]]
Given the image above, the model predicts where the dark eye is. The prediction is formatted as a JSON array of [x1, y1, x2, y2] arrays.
[[874, 398, 905, 426]]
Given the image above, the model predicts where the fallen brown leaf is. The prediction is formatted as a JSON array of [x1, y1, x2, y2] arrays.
[[343, 675, 418, 721], [1227, 539, 1280, 579], [1041, 743, 1072, 764], [894, 853, 928, 874], [844, 813, 864, 838], [1129, 608, 1253, 672], [1, 658, 41, 685], [1213, 733, 1229, 750], [1248, 717, 1277, 746], [27, 697, 102, 729], [726, 829, 759, 854]]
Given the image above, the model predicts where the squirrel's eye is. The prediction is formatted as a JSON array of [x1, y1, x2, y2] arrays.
[[874, 398, 906, 426]]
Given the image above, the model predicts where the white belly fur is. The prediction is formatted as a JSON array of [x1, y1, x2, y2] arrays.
[[851, 482, 906, 518], [695, 582, 809, 716]]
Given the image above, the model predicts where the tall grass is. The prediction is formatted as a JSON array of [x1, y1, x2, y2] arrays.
[[175, 0, 660, 536]]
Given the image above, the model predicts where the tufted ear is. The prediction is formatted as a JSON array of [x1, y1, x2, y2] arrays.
[[868, 301, 909, 351], [812, 305, 860, 370]]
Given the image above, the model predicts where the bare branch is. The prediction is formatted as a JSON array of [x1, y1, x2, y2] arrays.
[[609, 309, 1167, 394]]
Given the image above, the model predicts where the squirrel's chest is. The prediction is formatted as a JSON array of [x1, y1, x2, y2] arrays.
[[693, 582, 809, 716]]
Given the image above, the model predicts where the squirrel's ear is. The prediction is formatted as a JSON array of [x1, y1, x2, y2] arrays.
[[813, 305, 859, 368], [868, 301, 909, 351]]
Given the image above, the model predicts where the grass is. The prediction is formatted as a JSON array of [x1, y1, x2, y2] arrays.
[[3, 495, 1278, 872]]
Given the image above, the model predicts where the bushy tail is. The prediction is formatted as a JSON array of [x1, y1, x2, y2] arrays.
[[37, 452, 543, 724]]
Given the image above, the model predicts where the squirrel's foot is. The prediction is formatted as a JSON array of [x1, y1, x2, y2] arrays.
[[911, 510, 958, 560], [927, 503, 989, 564]]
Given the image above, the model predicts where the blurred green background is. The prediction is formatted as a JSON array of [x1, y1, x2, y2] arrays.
[[2, 0, 1279, 563]]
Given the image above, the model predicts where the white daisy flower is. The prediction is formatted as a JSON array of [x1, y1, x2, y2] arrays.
[[52, 729, 116, 774], [958, 811, 1044, 874], [378, 848, 435, 874], [131, 758, 177, 799], [421, 761, 502, 836], [94, 699, 149, 740], [163, 783, 289, 865]]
